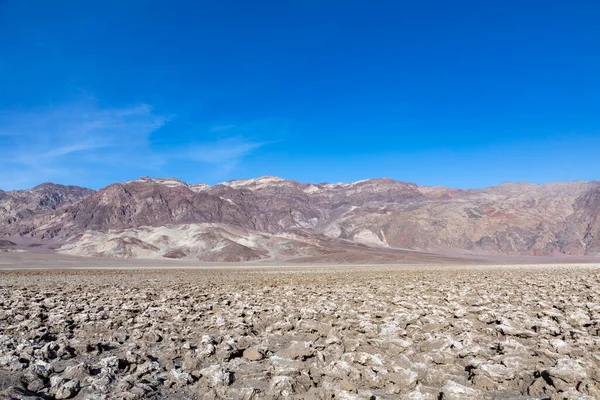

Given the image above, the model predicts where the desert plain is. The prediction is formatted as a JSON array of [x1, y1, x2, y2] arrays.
[[1, 255, 600, 400]]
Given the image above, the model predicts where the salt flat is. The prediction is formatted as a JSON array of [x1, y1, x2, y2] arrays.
[[1, 263, 600, 399]]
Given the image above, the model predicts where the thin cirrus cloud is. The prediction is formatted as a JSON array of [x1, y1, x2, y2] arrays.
[[40, 140, 106, 159], [0, 101, 275, 189], [180, 136, 272, 178], [0, 101, 167, 189], [186, 137, 268, 164], [0, 102, 167, 161]]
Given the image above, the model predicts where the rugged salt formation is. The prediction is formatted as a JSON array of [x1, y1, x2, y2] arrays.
[[1, 264, 600, 399]]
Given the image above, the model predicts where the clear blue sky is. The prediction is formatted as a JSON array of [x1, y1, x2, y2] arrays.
[[1, 1, 599, 190]]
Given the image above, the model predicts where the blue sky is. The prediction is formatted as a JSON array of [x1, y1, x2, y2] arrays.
[[1, 1, 599, 190]]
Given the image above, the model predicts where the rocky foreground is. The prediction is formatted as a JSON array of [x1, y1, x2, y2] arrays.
[[1, 264, 600, 399]]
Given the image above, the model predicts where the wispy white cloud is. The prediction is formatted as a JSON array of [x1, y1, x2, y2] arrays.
[[0, 101, 166, 155], [0, 99, 281, 189], [187, 136, 267, 164], [0, 100, 168, 188], [40, 140, 104, 159], [182, 136, 270, 180]]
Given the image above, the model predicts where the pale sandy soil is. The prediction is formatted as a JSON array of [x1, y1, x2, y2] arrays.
[[1, 261, 600, 399]]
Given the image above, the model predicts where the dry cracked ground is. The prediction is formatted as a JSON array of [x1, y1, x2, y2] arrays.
[[1, 264, 600, 400]]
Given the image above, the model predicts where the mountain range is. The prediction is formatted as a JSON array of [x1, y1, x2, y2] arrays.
[[1, 176, 599, 262]]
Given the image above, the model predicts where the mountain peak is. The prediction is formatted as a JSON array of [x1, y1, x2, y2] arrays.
[[220, 176, 287, 189], [127, 177, 190, 188]]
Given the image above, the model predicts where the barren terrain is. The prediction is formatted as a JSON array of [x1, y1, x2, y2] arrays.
[[1, 262, 600, 399], [4, 177, 600, 260]]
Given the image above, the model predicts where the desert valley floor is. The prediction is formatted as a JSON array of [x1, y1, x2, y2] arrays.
[[1, 257, 600, 399]]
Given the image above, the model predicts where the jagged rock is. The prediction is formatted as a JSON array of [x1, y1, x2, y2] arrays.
[[31, 360, 54, 378], [26, 377, 46, 393], [546, 358, 588, 391], [1, 263, 600, 399], [198, 364, 233, 388], [405, 389, 437, 400], [169, 368, 194, 388], [439, 381, 484, 400], [62, 362, 91, 381], [477, 363, 514, 382], [386, 368, 418, 392], [0, 386, 45, 400], [242, 347, 264, 361], [528, 376, 557, 397], [276, 341, 315, 361], [50, 377, 80, 399]]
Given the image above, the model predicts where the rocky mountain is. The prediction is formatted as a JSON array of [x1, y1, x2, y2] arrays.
[[0, 183, 94, 226], [1, 176, 599, 260]]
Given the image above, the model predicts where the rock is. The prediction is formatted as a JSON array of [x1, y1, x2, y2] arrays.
[[334, 390, 364, 400], [477, 363, 514, 381], [50, 378, 81, 399], [243, 347, 264, 361], [405, 389, 437, 400], [276, 341, 315, 361], [199, 364, 233, 388], [169, 368, 194, 388], [386, 368, 418, 390], [338, 378, 357, 392], [142, 330, 162, 343], [62, 362, 91, 380], [528, 377, 557, 397], [439, 381, 484, 400], [471, 374, 496, 391], [568, 309, 591, 327], [546, 358, 588, 391], [31, 360, 53, 378], [26, 377, 46, 393], [216, 343, 242, 362], [268, 375, 297, 397], [0, 386, 45, 400], [549, 339, 572, 355]]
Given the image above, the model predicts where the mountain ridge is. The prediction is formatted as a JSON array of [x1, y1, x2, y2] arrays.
[[1, 176, 599, 261]]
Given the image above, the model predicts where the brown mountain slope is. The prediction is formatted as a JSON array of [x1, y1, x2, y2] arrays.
[[325, 181, 592, 255], [4, 180, 253, 240], [1, 177, 599, 257], [0, 183, 94, 226], [559, 181, 600, 254]]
